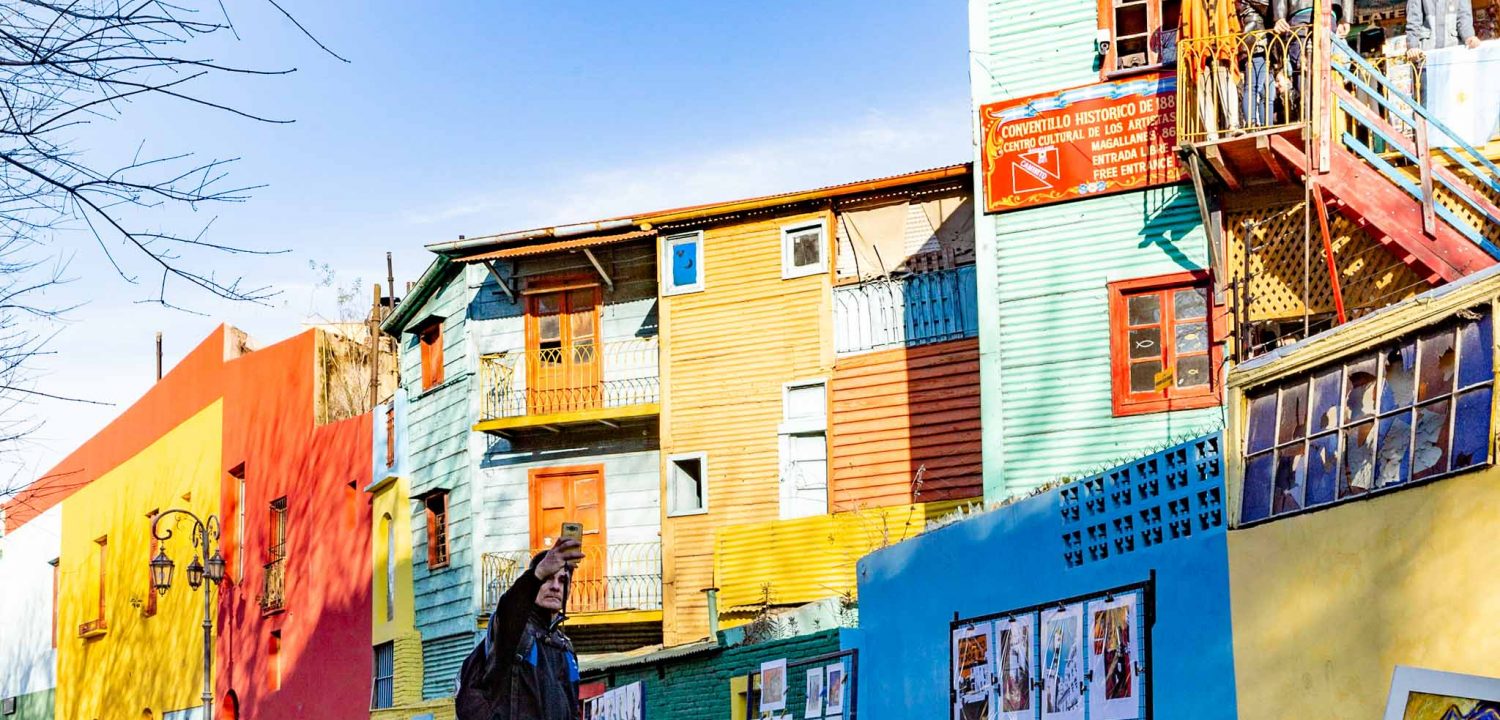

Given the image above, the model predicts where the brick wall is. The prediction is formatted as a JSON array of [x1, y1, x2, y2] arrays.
[[587, 630, 843, 719], [372, 631, 455, 720]]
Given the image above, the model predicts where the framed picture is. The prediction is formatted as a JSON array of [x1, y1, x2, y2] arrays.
[[1382, 666, 1500, 720], [997, 614, 1037, 720], [806, 667, 826, 718], [1087, 593, 1141, 720], [953, 621, 996, 720], [1040, 604, 1085, 720], [760, 658, 788, 712], [826, 662, 846, 717]]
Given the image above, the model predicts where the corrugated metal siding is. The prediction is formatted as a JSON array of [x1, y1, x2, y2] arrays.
[[420, 632, 476, 700], [990, 187, 1225, 498], [981, 0, 1100, 102], [830, 338, 983, 510], [713, 500, 963, 611], [660, 211, 832, 644], [400, 271, 479, 641]]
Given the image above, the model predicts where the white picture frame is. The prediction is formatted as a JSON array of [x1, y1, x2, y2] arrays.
[[761, 658, 789, 712], [1382, 665, 1500, 720]]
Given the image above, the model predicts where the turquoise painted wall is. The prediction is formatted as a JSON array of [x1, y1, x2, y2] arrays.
[[971, 0, 1225, 500]]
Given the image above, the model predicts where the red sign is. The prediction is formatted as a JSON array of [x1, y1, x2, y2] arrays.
[[980, 72, 1186, 213]]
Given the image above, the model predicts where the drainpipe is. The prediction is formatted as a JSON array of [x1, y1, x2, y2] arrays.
[[703, 587, 721, 641]]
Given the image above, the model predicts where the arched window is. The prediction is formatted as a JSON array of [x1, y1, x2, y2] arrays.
[[223, 690, 239, 720]]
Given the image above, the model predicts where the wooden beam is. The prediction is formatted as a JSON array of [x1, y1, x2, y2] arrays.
[[1203, 145, 1242, 190], [482, 260, 516, 301], [581, 248, 615, 292], [1256, 134, 1290, 183], [1310, 183, 1347, 324], [1416, 115, 1437, 237], [1186, 155, 1227, 305]]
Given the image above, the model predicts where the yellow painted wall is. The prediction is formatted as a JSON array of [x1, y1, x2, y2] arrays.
[[1228, 467, 1500, 720], [660, 210, 834, 644], [56, 402, 223, 720], [370, 475, 426, 719]]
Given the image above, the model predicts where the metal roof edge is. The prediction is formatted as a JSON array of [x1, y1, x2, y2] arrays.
[[578, 638, 721, 674]]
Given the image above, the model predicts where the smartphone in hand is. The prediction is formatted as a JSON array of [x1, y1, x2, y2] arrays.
[[560, 522, 583, 544]]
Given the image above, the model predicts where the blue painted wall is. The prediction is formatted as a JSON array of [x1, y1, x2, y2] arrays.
[[853, 434, 1236, 720], [371, 388, 410, 485]]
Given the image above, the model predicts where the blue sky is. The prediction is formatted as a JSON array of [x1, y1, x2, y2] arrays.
[[7, 0, 972, 488]]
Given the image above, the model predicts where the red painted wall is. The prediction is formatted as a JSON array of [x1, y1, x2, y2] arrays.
[[3, 327, 233, 532], [216, 330, 373, 720]]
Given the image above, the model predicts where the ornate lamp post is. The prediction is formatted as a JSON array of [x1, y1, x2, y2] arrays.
[[150, 509, 225, 720]]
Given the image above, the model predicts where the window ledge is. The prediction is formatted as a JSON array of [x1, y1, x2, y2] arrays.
[[1112, 393, 1221, 417], [1101, 63, 1172, 81], [411, 373, 468, 401], [78, 619, 108, 639]]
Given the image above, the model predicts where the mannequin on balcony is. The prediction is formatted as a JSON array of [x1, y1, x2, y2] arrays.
[[457, 538, 586, 720]]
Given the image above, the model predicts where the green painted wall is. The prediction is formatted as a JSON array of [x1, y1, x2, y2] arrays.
[[971, 0, 1226, 500], [590, 630, 842, 719], [7, 688, 54, 720]]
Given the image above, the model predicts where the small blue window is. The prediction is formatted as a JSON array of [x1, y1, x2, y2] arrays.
[[664, 232, 703, 294]]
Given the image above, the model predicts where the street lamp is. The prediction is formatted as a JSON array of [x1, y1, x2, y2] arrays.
[[150, 509, 223, 720]]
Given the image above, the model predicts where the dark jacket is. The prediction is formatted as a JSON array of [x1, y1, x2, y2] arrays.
[[456, 556, 580, 720], [1239, 0, 1270, 32], [1273, 0, 1350, 23]]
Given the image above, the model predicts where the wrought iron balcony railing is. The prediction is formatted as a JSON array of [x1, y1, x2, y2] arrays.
[[833, 266, 978, 355], [480, 542, 662, 616], [478, 336, 659, 422], [259, 557, 286, 614]]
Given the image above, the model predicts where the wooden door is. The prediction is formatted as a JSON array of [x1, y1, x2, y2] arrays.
[[529, 465, 607, 611], [526, 285, 602, 415]]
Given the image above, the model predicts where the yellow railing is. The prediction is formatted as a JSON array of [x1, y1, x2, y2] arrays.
[[478, 336, 659, 421], [1178, 28, 1309, 143], [480, 542, 662, 615]]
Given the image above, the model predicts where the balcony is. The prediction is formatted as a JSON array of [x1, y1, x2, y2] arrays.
[[259, 557, 286, 615], [833, 266, 978, 355], [480, 542, 662, 624], [475, 336, 660, 433]]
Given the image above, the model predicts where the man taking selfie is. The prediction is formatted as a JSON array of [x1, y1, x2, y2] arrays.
[[456, 537, 586, 720]]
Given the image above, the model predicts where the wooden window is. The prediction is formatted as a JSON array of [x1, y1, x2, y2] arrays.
[[268, 630, 283, 691], [143, 510, 159, 617], [372, 641, 395, 709], [663, 231, 705, 295], [424, 491, 450, 570], [50, 558, 59, 648], [1097, 0, 1182, 77], [524, 283, 602, 414], [782, 221, 827, 279], [231, 464, 246, 583], [382, 514, 396, 621], [418, 319, 444, 390], [779, 380, 829, 520], [384, 405, 397, 467], [1240, 309, 1494, 525], [668, 452, 709, 517], [1108, 271, 1221, 416], [268, 497, 288, 564], [95, 536, 107, 623]]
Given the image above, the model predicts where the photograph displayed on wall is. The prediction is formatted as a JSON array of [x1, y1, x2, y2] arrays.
[[998, 614, 1036, 720], [760, 658, 789, 712], [1040, 604, 1085, 720], [1383, 665, 1500, 720], [583, 681, 644, 720], [806, 666, 826, 718], [953, 621, 997, 720], [826, 662, 847, 716], [1088, 593, 1140, 720]]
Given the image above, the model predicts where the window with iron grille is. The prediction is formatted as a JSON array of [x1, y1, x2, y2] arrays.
[[425, 491, 450, 570], [1240, 308, 1494, 524], [372, 642, 395, 709]]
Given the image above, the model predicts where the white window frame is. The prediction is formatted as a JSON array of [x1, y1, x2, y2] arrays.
[[781, 220, 828, 280], [662, 231, 705, 296], [780, 379, 829, 435], [666, 451, 710, 517]]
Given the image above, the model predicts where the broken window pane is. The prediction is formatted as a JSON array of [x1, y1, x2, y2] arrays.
[[1309, 367, 1342, 434], [1458, 314, 1493, 389], [1272, 444, 1307, 515], [1341, 421, 1376, 498], [1241, 453, 1275, 523], [1130, 360, 1163, 393], [1380, 342, 1416, 413], [1376, 411, 1413, 487], [1175, 322, 1208, 354], [1412, 399, 1451, 481], [1176, 354, 1210, 388], [1450, 387, 1492, 471], [1416, 328, 1455, 402], [1128, 294, 1161, 325], [1246, 392, 1277, 454], [1277, 381, 1309, 444], [1345, 358, 1378, 423], [1305, 433, 1339, 506], [1128, 327, 1161, 360], [1174, 287, 1208, 319]]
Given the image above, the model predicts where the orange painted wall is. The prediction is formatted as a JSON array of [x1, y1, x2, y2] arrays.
[[830, 338, 982, 510], [3, 327, 238, 532]]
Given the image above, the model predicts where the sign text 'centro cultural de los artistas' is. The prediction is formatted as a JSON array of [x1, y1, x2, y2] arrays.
[[980, 73, 1185, 213]]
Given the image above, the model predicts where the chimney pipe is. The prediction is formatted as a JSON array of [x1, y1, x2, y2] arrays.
[[155, 332, 163, 381], [703, 587, 721, 640]]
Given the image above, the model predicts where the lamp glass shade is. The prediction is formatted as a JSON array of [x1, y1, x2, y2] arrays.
[[205, 551, 226, 584], [187, 556, 205, 590], [150, 550, 175, 595]]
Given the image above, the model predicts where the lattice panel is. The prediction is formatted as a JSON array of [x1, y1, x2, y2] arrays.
[[1060, 433, 1223, 569], [1432, 173, 1500, 252], [1225, 200, 1426, 326]]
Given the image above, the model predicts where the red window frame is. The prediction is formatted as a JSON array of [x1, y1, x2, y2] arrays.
[[1108, 270, 1222, 416], [143, 510, 159, 617], [424, 490, 450, 570], [418, 319, 444, 390]]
